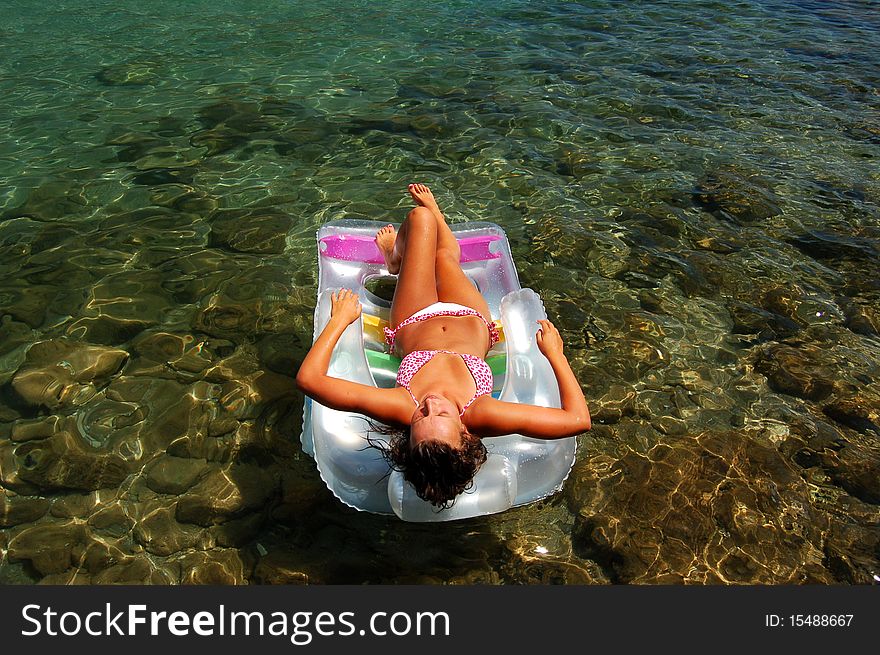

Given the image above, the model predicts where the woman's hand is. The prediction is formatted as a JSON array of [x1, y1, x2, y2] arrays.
[[330, 288, 362, 325], [536, 319, 564, 359]]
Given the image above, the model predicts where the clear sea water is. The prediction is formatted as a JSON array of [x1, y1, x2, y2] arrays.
[[1, 0, 878, 584]]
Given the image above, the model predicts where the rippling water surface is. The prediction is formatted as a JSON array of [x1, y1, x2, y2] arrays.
[[1, 0, 878, 584]]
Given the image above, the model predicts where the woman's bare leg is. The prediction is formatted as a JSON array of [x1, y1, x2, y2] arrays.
[[408, 183, 491, 320], [376, 206, 439, 327], [408, 184, 460, 260]]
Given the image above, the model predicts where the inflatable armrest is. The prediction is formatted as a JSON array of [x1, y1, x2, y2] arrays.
[[497, 288, 561, 407], [314, 290, 373, 386], [307, 291, 398, 513], [495, 288, 577, 506]]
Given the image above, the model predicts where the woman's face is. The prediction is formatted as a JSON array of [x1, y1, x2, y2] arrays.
[[409, 394, 462, 447]]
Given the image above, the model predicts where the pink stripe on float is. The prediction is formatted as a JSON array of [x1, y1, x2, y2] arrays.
[[319, 233, 501, 264]]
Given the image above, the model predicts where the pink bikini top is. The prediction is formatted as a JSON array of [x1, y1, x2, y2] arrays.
[[384, 306, 500, 349], [397, 350, 494, 415]]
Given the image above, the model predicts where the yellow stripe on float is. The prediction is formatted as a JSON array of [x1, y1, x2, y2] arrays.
[[362, 314, 504, 343]]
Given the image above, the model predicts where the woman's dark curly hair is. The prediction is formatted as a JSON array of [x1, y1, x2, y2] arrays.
[[367, 422, 488, 509]]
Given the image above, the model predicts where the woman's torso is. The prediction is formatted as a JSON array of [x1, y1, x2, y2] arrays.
[[390, 311, 494, 422], [394, 314, 491, 358]]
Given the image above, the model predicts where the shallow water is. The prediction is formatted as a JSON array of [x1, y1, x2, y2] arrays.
[[1, 0, 878, 584]]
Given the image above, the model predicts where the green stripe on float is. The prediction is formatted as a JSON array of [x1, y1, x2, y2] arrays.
[[365, 349, 507, 375]]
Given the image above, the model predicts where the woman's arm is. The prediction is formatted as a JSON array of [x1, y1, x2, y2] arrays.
[[296, 289, 408, 425], [467, 320, 590, 439], [537, 319, 591, 431], [295, 289, 359, 393]]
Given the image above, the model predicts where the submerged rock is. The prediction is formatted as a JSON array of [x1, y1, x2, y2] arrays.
[[839, 298, 880, 336], [0, 317, 32, 383], [87, 503, 135, 538], [175, 463, 276, 526], [91, 559, 174, 584], [751, 343, 836, 402], [105, 131, 169, 162], [10, 367, 96, 410], [821, 496, 880, 584], [0, 561, 39, 584], [176, 549, 249, 585], [10, 416, 64, 443], [821, 442, 880, 505], [132, 168, 195, 189], [554, 148, 603, 178], [77, 538, 135, 575], [103, 375, 208, 454], [693, 167, 782, 224], [133, 501, 208, 557], [0, 180, 88, 222], [190, 126, 253, 157], [10, 340, 128, 409], [7, 521, 89, 576], [253, 551, 310, 584], [0, 494, 50, 527], [194, 302, 262, 341], [209, 209, 293, 254], [210, 512, 265, 548], [196, 100, 279, 133], [257, 332, 307, 375], [143, 455, 205, 495], [728, 301, 801, 340], [190, 99, 297, 157], [65, 315, 150, 345], [567, 432, 832, 583], [1, 285, 61, 329], [587, 385, 638, 424], [11, 430, 130, 491], [761, 285, 843, 328], [788, 229, 879, 264], [50, 491, 99, 519], [0, 440, 40, 494], [150, 184, 219, 214], [95, 63, 160, 86], [823, 398, 880, 436]]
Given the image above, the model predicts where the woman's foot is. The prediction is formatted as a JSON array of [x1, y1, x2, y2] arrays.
[[408, 183, 444, 222], [375, 224, 401, 274]]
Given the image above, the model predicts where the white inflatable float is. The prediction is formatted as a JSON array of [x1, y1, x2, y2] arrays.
[[300, 219, 577, 521]]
